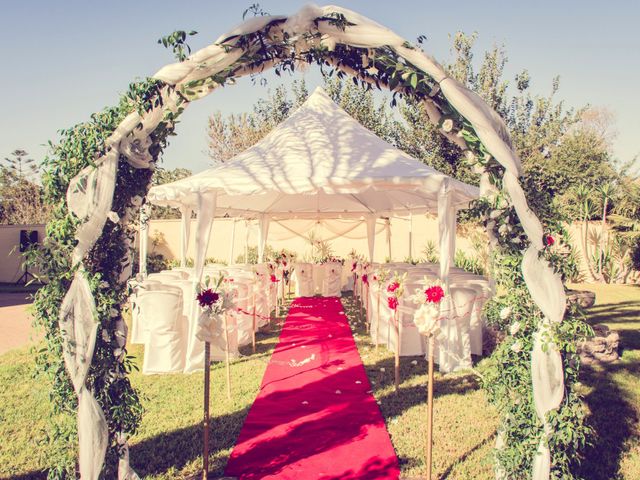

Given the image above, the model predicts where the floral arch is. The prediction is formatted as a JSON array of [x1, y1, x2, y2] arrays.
[[34, 4, 589, 480]]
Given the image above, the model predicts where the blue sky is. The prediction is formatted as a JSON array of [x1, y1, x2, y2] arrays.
[[0, 0, 638, 174]]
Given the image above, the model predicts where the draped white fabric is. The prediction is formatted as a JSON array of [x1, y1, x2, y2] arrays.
[[258, 214, 270, 263], [366, 216, 376, 262], [179, 206, 192, 267], [61, 4, 567, 479], [194, 192, 217, 283], [139, 205, 149, 277]]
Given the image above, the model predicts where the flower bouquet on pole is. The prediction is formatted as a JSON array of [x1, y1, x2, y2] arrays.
[[386, 272, 406, 391], [410, 277, 447, 480], [195, 273, 234, 480], [371, 268, 389, 349], [359, 262, 371, 323]]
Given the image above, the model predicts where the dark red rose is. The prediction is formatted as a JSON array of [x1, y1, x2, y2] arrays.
[[387, 282, 400, 293], [387, 296, 398, 310], [425, 285, 445, 303], [544, 234, 555, 247], [197, 289, 219, 308], [362, 274, 369, 285]]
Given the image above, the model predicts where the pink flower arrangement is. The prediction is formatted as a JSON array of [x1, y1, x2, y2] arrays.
[[387, 282, 400, 293], [387, 296, 399, 310], [425, 285, 445, 303], [270, 274, 278, 283], [196, 289, 219, 308]]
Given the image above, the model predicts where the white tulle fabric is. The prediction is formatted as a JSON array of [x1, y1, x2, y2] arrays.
[[63, 4, 565, 479], [59, 271, 108, 480]]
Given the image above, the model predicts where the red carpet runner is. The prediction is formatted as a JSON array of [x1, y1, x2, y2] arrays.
[[225, 296, 400, 479]]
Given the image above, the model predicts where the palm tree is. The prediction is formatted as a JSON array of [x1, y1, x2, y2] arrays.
[[573, 184, 600, 281], [596, 182, 616, 276]]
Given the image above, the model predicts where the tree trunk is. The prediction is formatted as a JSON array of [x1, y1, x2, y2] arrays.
[[582, 213, 599, 282], [598, 197, 608, 278]]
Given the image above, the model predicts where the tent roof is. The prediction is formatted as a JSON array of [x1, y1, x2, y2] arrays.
[[148, 87, 479, 219]]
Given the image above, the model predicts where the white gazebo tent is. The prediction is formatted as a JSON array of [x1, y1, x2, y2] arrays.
[[146, 87, 479, 285]]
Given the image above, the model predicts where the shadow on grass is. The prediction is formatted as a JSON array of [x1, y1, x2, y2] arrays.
[[585, 300, 640, 351], [130, 406, 251, 477], [575, 296, 640, 479], [0, 471, 47, 480]]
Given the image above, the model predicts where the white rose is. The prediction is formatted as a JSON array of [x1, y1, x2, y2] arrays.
[[442, 118, 454, 133], [101, 329, 111, 343], [510, 340, 522, 353], [100, 281, 109, 289], [131, 196, 143, 207], [489, 209, 502, 219], [498, 224, 509, 236], [107, 211, 120, 223], [499, 307, 511, 320], [465, 150, 476, 163], [509, 321, 521, 336]]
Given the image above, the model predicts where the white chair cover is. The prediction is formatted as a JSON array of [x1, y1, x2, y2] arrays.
[[322, 263, 342, 297], [293, 263, 314, 297], [140, 290, 187, 374]]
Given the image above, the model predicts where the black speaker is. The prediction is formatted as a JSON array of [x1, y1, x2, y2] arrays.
[[19, 230, 38, 252]]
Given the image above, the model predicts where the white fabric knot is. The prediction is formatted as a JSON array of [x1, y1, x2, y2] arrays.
[[414, 303, 441, 337]]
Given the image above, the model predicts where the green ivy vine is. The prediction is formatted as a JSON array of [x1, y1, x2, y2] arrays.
[[29, 9, 591, 479]]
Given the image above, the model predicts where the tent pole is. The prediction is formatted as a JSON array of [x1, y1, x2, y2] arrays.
[[409, 212, 413, 261], [179, 206, 192, 268], [244, 220, 249, 264], [386, 218, 392, 262], [229, 218, 236, 265]]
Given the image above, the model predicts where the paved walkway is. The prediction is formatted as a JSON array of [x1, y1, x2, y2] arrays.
[[0, 293, 40, 355]]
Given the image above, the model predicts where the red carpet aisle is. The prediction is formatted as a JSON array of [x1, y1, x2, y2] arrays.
[[225, 296, 400, 479]]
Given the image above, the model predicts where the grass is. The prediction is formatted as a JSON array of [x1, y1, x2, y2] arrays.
[[0, 285, 638, 479]]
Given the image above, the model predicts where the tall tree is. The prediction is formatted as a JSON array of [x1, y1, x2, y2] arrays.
[[3, 149, 38, 180], [149, 167, 192, 219], [0, 150, 50, 224]]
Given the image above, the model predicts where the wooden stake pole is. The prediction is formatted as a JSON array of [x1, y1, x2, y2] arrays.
[[223, 314, 231, 400], [202, 341, 211, 479], [252, 291, 256, 354], [394, 308, 400, 391], [359, 279, 363, 322], [376, 290, 381, 350], [364, 283, 369, 331], [426, 335, 435, 480]]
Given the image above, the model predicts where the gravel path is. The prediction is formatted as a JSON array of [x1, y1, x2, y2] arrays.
[[0, 293, 40, 355]]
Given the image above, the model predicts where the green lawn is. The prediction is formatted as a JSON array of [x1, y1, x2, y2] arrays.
[[0, 285, 638, 479]]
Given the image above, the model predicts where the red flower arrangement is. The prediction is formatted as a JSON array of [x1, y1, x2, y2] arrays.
[[270, 274, 278, 283], [387, 281, 400, 293], [387, 296, 399, 310], [543, 234, 555, 247], [424, 285, 445, 303], [196, 289, 219, 308]]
